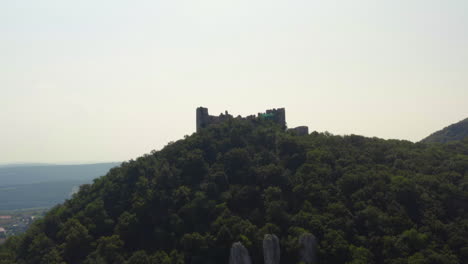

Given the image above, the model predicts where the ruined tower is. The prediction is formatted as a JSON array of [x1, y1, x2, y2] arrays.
[[196, 107, 210, 132], [265, 108, 286, 128]]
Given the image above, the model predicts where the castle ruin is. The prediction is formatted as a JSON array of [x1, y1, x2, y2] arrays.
[[196, 107, 308, 135]]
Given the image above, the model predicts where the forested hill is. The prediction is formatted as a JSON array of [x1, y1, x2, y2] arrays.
[[1, 118, 468, 264], [421, 118, 468, 143]]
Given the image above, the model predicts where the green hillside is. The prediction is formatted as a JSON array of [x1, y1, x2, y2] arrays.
[[421, 118, 468, 143], [1, 119, 467, 263]]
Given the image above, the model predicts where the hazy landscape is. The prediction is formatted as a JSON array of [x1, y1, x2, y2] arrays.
[[1, 1, 468, 263], [0, 163, 119, 211]]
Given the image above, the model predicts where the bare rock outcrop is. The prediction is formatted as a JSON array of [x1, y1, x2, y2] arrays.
[[263, 234, 280, 264], [229, 242, 252, 264], [299, 233, 318, 264]]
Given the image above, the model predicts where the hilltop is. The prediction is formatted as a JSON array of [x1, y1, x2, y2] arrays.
[[421, 118, 468, 143], [0, 118, 467, 263]]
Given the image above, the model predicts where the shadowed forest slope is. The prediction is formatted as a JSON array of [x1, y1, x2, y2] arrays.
[[422, 118, 468, 144]]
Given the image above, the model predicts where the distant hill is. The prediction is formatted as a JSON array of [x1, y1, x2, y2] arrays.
[[0, 163, 119, 210], [421, 117, 468, 143], [0, 163, 120, 186], [0, 181, 84, 210]]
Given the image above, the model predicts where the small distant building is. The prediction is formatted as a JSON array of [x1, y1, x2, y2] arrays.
[[0, 216, 11, 220]]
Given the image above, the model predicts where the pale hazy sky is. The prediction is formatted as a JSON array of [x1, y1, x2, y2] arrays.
[[1, 0, 467, 164]]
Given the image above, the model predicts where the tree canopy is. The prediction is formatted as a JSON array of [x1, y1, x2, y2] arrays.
[[421, 117, 468, 143]]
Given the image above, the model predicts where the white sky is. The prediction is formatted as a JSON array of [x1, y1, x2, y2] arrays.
[[1, 0, 467, 164]]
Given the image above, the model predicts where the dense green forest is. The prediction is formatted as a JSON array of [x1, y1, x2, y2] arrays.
[[421, 118, 468, 143], [1, 118, 467, 263]]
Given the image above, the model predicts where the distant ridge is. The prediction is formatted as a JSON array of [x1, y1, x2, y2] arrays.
[[0, 162, 120, 210], [0, 162, 118, 168], [0, 163, 55, 168], [0, 162, 121, 186], [421, 117, 468, 143]]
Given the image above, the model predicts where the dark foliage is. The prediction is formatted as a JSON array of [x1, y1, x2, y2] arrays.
[[422, 117, 468, 143], [1, 118, 467, 263]]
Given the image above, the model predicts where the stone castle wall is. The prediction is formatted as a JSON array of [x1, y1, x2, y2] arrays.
[[196, 107, 289, 132]]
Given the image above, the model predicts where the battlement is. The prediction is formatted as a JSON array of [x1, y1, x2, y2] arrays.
[[196, 107, 307, 135], [196, 107, 235, 132]]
